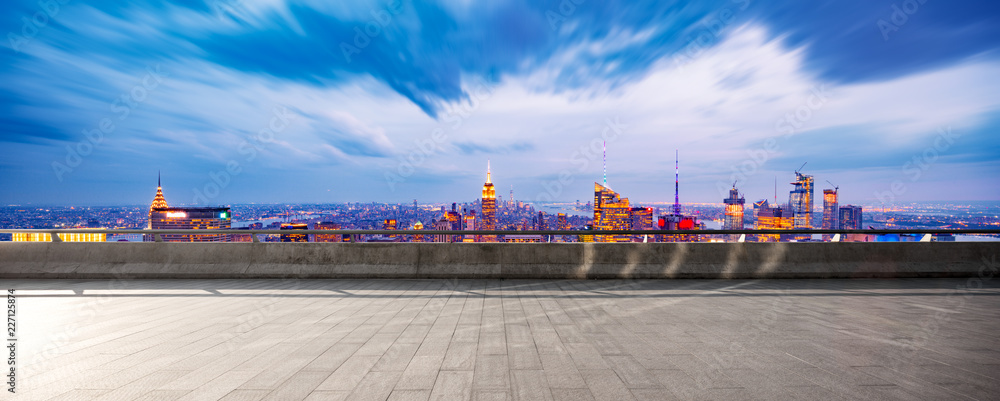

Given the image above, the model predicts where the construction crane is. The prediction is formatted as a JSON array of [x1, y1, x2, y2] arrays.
[[795, 162, 807, 174], [826, 180, 839, 194]]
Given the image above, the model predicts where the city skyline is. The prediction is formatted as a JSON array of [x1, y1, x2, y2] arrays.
[[2, 1, 1000, 205]]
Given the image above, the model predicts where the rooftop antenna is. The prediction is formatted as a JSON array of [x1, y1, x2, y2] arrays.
[[774, 176, 777, 205], [486, 160, 491, 183], [603, 140, 607, 187], [673, 150, 681, 215], [158, 170, 161, 187]]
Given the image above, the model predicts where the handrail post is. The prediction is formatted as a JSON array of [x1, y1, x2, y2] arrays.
[[155, 233, 163, 243], [50, 232, 62, 243]]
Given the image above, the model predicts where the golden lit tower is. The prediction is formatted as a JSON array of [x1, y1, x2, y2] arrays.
[[481, 160, 497, 242], [723, 184, 745, 239], [149, 171, 169, 217]]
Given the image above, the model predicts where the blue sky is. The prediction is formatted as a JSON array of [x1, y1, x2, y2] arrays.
[[1, 0, 999, 206]]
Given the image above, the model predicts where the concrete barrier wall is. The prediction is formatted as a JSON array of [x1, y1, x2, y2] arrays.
[[2, 242, 998, 279]]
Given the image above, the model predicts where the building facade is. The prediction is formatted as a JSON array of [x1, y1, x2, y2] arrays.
[[789, 172, 814, 229], [481, 162, 497, 242], [593, 182, 631, 242]]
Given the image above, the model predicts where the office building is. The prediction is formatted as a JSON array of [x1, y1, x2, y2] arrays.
[[755, 203, 793, 242], [822, 189, 839, 241], [145, 174, 231, 242], [840, 205, 863, 230], [481, 161, 497, 242], [593, 182, 631, 242], [280, 223, 308, 242], [723, 185, 745, 241], [315, 222, 343, 243], [789, 171, 814, 229], [630, 207, 653, 242]]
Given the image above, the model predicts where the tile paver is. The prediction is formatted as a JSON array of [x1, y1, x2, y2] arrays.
[[7, 278, 1000, 401]]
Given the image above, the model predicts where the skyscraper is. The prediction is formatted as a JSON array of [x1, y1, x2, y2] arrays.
[[822, 188, 839, 240], [723, 185, 746, 236], [630, 207, 653, 242], [755, 203, 793, 242], [149, 171, 168, 221], [840, 205, 863, 230], [146, 175, 231, 242], [593, 182, 631, 242], [481, 161, 497, 242], [789, 171, 814, 229]]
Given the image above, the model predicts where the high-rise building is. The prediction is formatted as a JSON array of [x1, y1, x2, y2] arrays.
[[789, 171, 814, 229], [444, 204, 463, 243], [630, 207, 653, 242], [822, 189, 839, 241], [839, 205, 863, 230], [315, 222, 342, 243], [146, 175, 231, 242], [280, 223, 308, 242], [481, 161, 497, 242], [149, 171, 168, 218], [723, 185, 745, 241], [463, 211, 477, 243], [593, 182, 631, 242], [754, 203, 793, 242]]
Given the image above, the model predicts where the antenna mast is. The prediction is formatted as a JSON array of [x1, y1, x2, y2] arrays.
[[602, 141, 607, 187], [673, 150, 681, 215]]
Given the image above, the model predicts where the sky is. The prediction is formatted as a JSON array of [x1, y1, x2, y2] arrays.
[[1, 0, 999, 206]]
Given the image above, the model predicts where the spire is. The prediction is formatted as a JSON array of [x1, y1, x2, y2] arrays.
[[150, 172, 169, 214], [602, 141, 607, 187], [673, 150, 681, 215], [486, 160, 491, 184]]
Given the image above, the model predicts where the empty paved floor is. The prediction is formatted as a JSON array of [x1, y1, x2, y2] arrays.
[[8, 278, 1000, 401]]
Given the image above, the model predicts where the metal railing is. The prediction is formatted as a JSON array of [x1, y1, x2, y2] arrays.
[[1, 228, 998, 242]]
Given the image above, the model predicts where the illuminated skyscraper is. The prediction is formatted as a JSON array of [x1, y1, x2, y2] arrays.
[[593, 182, 631, 242], [463, 210, 477, 242], [754, 204, 793, 242], [149, 172, 169, 223], [822, 188, 839, 241], [840, 205, 863, 230], [630, 207, 653, 242], [789, 171, 814, 229], [481, 161, 497, 242], [146, 175, 231, 242], [723, 185, 746, 238]]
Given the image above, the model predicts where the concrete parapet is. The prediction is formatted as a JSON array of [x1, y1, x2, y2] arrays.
[[0, 242, 997, 279]]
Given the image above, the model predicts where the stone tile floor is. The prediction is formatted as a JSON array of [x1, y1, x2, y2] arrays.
[[6, 278, 1000, 400]]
